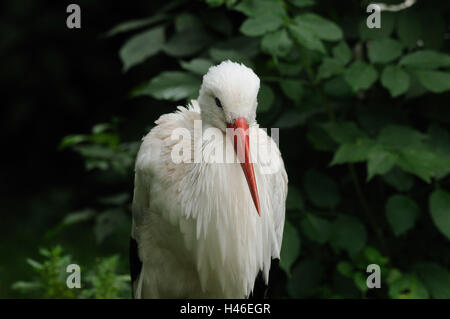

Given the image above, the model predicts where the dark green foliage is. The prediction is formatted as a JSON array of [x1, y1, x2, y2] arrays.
[[12, 0, 450, 299], [59, 119, 139, 174], [12, 247, 78, 299], [12, 247, 130, 299]]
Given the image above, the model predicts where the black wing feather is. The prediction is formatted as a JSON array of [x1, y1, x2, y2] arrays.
[[129, 236, 142, 298], [249, 258, 280, 299]]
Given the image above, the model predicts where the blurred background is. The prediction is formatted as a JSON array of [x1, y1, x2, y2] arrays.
[[1, 0, 449, 298]]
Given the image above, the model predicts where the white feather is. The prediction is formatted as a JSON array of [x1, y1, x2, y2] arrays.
[[132, 61, 288, 298]]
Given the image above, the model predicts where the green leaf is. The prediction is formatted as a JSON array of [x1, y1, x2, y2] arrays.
[[90, 133, 120, 148], [375, 125, 449, 182], [385, 195, 420, 236], [286, 186, 304, 211], [323, 76, 353, 97], [413, 70, 450, 93], [429, 189, 450, 240], [92, 123, 112, 135], [180, 58, 213, 75], [240, 15, 283, 37], [132, 71, 200, 101], [324, 122, 376, 165], [303, 169, 340, 209], [205, 0, 225, 7], [293, 13, 343, 41], [337, 261, 354, 277], [209, 48, 253, 68], [300, 213, 331, 244], [397, 149, 449, 183], [400, 50, 450, 69], [62, 209, 96, 226], [119, 26, 165, 72], [289, 0, 315, 8], [406, 74, 437, 102], [359, 12, 395, 40], [85, 160, 108, 171], [59, 135, 87, 150], [257, 84, 275, 113], [280, 80, 304, 102], [356, 105, 397, 136], [322, 121, 368, 144], [288, 258, 324, 298], [277, 61, 303, 76], [98, 193, 130, 205], [280, 220, 301, 276], [381, 65, 410, 97], [344, 61, 378, 92], [288, 24, 325, 54], [389, 274, 429, 299], [353, 272, 368, 292], [163, 29, 212, 57], [11, 281, 42, 292], [39, 248, 51, 257], [405, 75, 436, 101], [331, 140, 374, 165], [306, 125, 336, 152], [383, 168, 414, 192], [105, 15, 167, 37], [234, 0, 286, 18], [377, 125, 425, 149], [428, 125, 450, 178], [215, 36, 260, 57], [317, 58, 345, 80], [363, 246, 389, 266], [331, 215, 367, 255], [367, 147, 397, 180], [386, 268, 403, 285], [332, 41, 352, 65], [174, 13, 202, 32], [26, 258, 43, 270], [428, 124, 450, 156], [367, 38, 403, 64], [413, 262, 450, 299], [75, 145, 116, 159], [274, 109, 306, 129], [261, 29, 293, 57]]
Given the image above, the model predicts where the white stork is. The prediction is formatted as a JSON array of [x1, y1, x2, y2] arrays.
[[130, 60, 288, 298]]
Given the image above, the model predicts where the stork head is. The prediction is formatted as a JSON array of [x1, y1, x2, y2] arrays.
[[198, 60, 261, 216], [198, 60, 260, 129]]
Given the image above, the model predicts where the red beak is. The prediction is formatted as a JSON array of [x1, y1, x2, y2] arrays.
[[227, 117, 261, 216]]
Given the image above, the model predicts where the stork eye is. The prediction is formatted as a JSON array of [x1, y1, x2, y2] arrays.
[[215, 97, 223, 108]]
